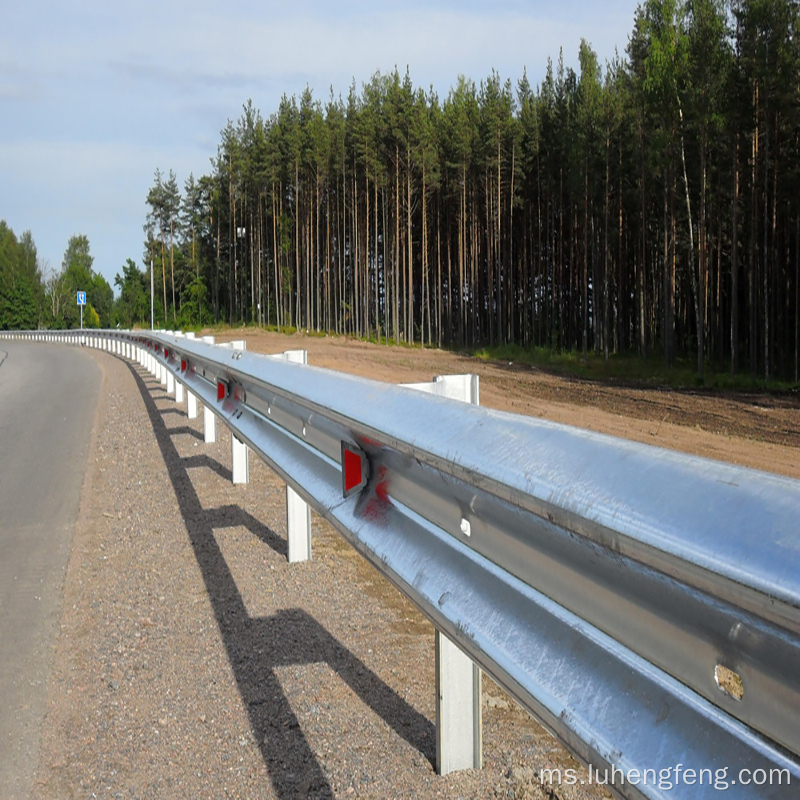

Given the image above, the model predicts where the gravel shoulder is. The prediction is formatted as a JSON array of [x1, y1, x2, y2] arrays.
[[31, 338, 799, 800]]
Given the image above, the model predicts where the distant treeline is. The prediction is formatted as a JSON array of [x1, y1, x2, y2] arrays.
[[0, 224, 116, 331]]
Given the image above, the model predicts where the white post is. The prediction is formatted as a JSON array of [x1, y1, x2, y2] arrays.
[[279, 350, 312, 563], [200, 336, 216, 441], [403, 374, 482, 775], [203, 404, 216, 443], [185, 335, 196, 413], [231, 435, 249, 484], [219, 339, 251, 485], [166, 370, 175, 394], [287, 486, 311, 562], [160, 362, 167, 386], [175, 380, 184, 404]]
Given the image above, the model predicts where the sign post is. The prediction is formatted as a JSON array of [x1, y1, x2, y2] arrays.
[[77, 291, 86, 330]]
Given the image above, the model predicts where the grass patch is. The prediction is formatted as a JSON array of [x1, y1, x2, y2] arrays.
[[472, 344, 799, 393], [187, 321, 798, 393]]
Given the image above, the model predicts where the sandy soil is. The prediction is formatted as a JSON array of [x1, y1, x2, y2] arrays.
[[215, 329, 800, 479]]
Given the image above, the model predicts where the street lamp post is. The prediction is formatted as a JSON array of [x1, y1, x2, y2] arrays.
[[237, 226, 246, 321]]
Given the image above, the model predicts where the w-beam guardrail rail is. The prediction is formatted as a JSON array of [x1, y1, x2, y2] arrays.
[[4, 329, 800, 799]]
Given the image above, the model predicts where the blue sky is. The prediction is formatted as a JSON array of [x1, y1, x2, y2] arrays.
[[1, 0, 641, 293]]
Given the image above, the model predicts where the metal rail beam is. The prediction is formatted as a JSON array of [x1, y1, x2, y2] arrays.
[[5, 328, 800, 799]]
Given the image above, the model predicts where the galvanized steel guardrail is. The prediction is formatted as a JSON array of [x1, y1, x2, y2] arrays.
[[5, 328, 800, 799]]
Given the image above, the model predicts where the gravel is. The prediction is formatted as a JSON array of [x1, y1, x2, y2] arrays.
[[32, 350, 610, 800]]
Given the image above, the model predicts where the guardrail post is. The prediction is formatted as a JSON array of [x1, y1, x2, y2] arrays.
[[218, 340, 251, 486], [282, 350, 311, 563], [201, 335, 216, 442], [403, 374, 482, 775], [231, 436, 249, 484], [172, 333, 185, 403], [182, 333, 197, 416]]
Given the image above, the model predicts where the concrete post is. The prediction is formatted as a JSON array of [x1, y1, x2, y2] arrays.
[[203, 404, 216, 443], [232, 435, 249, 484], [187, 391, 198, 419], [219, 340, 251, 484], [166, 370, 175, 394], [175, 380, 184, 404], [403, 374, 482, 775], [278, 350, 312, 563], [200, 336, 216, 441], [287, 487, 311, 562]]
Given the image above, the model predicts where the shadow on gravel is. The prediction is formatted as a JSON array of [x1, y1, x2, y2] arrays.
[[159, 406, 187, 417], [206, 504, 288, 559], [129, 362, 435, 798], [182, 453, 233, 483], [167, 425, 205, 442]]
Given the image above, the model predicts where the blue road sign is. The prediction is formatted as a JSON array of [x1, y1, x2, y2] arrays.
[[77, 291, 86, 306]]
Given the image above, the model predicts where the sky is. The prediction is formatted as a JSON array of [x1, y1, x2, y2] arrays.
[[1, 0, 642, 294]]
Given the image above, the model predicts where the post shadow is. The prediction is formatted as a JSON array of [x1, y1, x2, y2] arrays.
[[205, 504, 287, 559], [126, 363, 435, 798], [181, 453, 233, 483], [167, 425, 205, 442], [159, 406, 187, 417]]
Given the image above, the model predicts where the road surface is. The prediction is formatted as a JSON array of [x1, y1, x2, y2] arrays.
[[0, 341, 101, 799]]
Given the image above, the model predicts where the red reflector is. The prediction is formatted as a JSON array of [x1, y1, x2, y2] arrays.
[[342, 443, 368, 497], [181, 359, 187, 372], [217, 380, 227, 401], [164, 348, 169, 358]]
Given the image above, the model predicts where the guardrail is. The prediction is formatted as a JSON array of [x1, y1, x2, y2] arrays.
[[4, 328, 800, 798]]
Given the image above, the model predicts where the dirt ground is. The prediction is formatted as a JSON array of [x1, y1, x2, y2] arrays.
[[215, 329, 800, 479]]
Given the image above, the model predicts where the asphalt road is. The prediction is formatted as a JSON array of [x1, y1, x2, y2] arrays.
[[0, 342, 102, 799]]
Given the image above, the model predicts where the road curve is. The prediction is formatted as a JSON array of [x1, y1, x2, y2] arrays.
[[0, 342, 102, 799]]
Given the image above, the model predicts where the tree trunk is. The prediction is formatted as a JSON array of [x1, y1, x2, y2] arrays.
[[678, 104, 702, 377], [731, 136, 739, 375]]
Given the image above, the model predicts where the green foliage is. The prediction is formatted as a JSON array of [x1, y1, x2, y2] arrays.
[[114, 258, 150, 327], [177, 275, 210, 329], [0, 221, 44, 330], [84, 304, 100, 329], [44, 234, 113, 329]]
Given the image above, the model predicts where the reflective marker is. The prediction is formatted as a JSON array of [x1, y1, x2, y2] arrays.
[[341, 442, 369, 497], [217, 380, 228, 401], [181, 359, 187, 372]]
